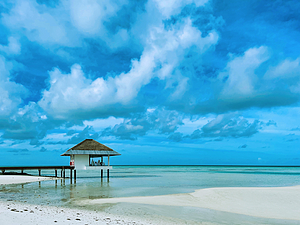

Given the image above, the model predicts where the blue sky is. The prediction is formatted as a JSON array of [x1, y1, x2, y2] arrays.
[[0, 0, 299, 166]]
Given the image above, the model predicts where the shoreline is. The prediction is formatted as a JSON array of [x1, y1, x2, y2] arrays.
[[1, 175, 300, 224], [0, 175, 61, 185], [78, 185, 300, 221]]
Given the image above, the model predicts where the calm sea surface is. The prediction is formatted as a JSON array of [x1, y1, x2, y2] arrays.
[[1, 166, 300, 207]]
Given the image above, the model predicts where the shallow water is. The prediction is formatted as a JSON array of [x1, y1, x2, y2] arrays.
[[1, 166, 300, 207]]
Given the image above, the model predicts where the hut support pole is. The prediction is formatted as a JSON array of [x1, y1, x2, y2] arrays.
[[70, 169, 72, 183], [55, 169, 57, 177], [74, 170, 76, 180], [2, 169, 5, 174], [108, 156, 110, 166], [21, 169, 23, 174], [107, 169, 109, 179], [61, 169, 62, 177], [63, 169, 65, 179], [38, 169, 41, 176], [101, 169, 103, 178]]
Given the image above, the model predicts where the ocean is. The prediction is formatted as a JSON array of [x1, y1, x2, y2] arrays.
[[1, 166, 300, 208]]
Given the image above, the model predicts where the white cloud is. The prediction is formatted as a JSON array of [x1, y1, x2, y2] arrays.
[[1, 0, 131, 50], [2, 0, 73, 46], [219, 46, 269, 99], [83, 117, 124, 129], [69, 0, 125, 35], [101, 108, 183, 140], [0, 36, 21, 55], [189, 113, 262, 138], [0, 56, 27, 118], [153, 0, 209, 18], [264, 57, 300, 94], [39, 18, 218, 119], [2, 102, 47, 140], [264, 58, 300, 80]]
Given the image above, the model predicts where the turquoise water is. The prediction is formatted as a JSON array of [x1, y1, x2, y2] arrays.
[[1, 166, 300, 207]]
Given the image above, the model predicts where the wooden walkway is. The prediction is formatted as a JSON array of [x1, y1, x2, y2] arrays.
[[0, 166, 76, 181]]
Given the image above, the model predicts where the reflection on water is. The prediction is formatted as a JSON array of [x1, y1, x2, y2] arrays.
[[1, 166, 300, 208]]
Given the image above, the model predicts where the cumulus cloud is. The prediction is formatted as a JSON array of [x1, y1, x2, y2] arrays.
[[2, 0, 74, 46], [218, 46, 269, 99], [216, 47, 300, 110], [0, 36, 21, 55], [168, 132, 183, 142], [153, 0, 208, 18], [291, 127, 300, 131], [39, 17, 218, 120], [101, 108, 183, 140], [239, 144, 248, 149], [177, 46, 300, 115], [266, 120, 277, 126], [0, 0, 220, 143], [69, 0, 126, 35], [201, 114, 261, 137], [264, 57, 300, 94], [1, 102, 49, 141], [188, 113, 262, 139], [0, 56, 27, 119], [39, 147, 47, 152], [1, 0, 299, 148], [1, 0, 132, 49], [66, 126, 99, 144]]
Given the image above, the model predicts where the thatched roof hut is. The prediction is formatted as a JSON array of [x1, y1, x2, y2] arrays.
[[61, 139, 120, 157], [61, 139, 120, 170]]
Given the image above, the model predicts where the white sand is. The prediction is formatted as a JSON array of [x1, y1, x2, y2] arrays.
[[0, 175, 60, 185], [1, 175, 300, 224], [0, 201, 159, 225], [79, 185, 300, 221]]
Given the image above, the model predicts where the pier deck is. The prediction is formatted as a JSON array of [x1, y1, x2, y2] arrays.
[[0, 166, 76, 181]]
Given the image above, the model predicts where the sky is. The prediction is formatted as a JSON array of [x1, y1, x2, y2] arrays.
[[0, 0, 299, 166]]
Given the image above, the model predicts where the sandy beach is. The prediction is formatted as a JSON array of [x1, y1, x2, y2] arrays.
[[79, 185, 300, 221], [0, 175, 60, 185], [0, 200, 167, 225], [1, 175, 300, 224], [0, 175, 176, 225]]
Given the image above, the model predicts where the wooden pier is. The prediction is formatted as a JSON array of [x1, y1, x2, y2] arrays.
[[0, 166, 76, 181]]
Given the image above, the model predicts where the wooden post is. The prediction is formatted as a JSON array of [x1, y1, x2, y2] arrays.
[[63, 169, 65, 178], [70, 169, 72, 182], [108, 156, 110, 166], [38, 169, 41, 176], [61, 169, 63, 177], [21, 169, 23, 174], [55, 169, 57, 177], [107, 169, 109, 179], [101, 169, 103, 178], [74, 170, 76, 180]]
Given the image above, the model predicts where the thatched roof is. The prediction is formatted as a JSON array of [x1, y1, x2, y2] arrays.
[[61, 139, 121, 156]]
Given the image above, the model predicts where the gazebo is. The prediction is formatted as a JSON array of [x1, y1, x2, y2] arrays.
[[61, 139, 120, 178]]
